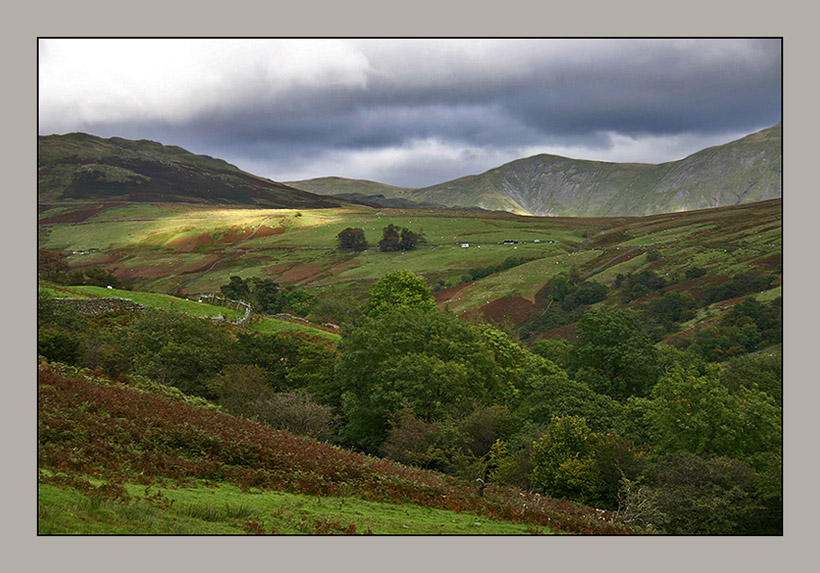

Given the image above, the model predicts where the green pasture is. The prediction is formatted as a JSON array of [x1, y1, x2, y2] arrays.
[[442, 250, 600, 315], [40, 284, 244, 320], [38, 480, 547, 535]]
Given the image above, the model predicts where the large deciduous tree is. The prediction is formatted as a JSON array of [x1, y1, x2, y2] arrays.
[[362, 270, 437, 318], [335, 305, 527, 452], [570, 308, 660, 400]]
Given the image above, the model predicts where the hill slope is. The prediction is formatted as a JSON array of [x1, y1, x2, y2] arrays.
[[38, 133, 344, 209], [290, 124, 782, 216], [38, 361, 635, 534]]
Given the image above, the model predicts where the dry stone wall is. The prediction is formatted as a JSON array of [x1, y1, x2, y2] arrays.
[[53, 297, 145, 315]]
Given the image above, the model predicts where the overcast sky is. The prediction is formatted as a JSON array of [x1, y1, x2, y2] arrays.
[[38, 38, 781, 188]]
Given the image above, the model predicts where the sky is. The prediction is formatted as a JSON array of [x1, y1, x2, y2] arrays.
[[38, 38, 782, 189]]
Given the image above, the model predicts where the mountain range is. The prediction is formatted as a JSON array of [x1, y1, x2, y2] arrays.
[[39, 124, 781, 217], [288, 123, 782, 217]]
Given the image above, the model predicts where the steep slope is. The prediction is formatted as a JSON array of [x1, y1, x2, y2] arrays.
[[408, 124, 781, 216], [38, 133, 344, 209]]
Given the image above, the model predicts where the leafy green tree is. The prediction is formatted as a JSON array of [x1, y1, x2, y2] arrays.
[[220, 275, 250, 301], [399, 227, 423, 250], [377, 223, 402, 252], [336, 227, 367, 251], [529, 337, 572, 371], [279, 286, 316, 317], [529, 416, 602, 505], [362, 270, 437, 318], [335, 307, 524, 451], [220, 276, 283, 313], [647, 365, 781, 458], [377, 224, 423, 251], [571, 280, 608, 305], [514, 358, 625, 433], [651, 291, 697, 326], [549, 275, 569, 302], [570, 308, 660, 400]]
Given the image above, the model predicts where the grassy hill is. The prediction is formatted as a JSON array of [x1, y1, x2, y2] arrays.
[[38, 133, 345, 209]]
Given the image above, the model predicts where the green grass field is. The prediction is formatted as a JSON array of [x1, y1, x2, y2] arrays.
[[38, 479, 544, 535]]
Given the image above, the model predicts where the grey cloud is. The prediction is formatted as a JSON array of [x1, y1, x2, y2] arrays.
[[39, 38, 781, 187]]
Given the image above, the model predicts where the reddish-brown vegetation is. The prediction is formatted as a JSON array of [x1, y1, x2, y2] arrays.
[[38, 364, 638, 534]]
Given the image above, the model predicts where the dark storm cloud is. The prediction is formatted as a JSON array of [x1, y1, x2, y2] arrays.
[[39, 38, 781, 187]]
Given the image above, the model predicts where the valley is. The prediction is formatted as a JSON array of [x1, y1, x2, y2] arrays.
[[37, 133, 783, 536]]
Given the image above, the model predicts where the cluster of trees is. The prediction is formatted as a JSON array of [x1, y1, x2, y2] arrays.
[[219, 276, 315, 316], [336, 224, 425, 253], [38, 266, 782, 534], [520, 275, 608, 338]]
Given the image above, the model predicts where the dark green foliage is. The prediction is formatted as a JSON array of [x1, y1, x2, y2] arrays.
[[335, 307, 525, 452], [684, 267, 707, 280], [230, 331, 337, 396], [279, 286, 316, 317], [528, 337, 572, 371], [220, 275, 311, 315], [38, 327, 85, 366], [220, 275, 275, 311], [116, 308, 235, 399], [336, 227, 367, 251], [377, 224, 423, 252], [519, 279, 607, 338], [514, 362, 625, 433], [618, 270, 667, 303], [567, 280, 608, 306], [721, 353, 782, 406], [306, 287, 361, 328], [622, 452, 781, 534], [549, 274, 570, 301], [37, 291, 91, 365], [688, 297, 781, 361], [570, 308, 660, 400], [704, 272, 773, 304], [41, 265, 122, 288], [651, 291, 697, 326], [460, 256, 529, 284]]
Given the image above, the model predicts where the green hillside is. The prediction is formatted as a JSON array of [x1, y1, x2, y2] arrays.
[[38, 133, 344, 209]]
